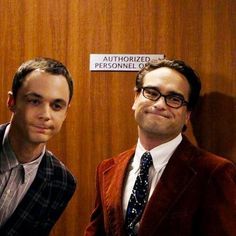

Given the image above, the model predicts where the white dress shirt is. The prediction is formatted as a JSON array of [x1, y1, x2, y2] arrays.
[[122, 134, 182, 230]]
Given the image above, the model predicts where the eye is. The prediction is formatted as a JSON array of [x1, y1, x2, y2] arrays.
[[167, 95, 183, 104], [144, 88, 159, 97], [51, 103, 63, 111], [27, 98, 41, 106]]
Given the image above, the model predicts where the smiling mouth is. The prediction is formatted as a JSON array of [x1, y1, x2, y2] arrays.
[[146, 111, 169, 119], [33, 125, 51, 133]]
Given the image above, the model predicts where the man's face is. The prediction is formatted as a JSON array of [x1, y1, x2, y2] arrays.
[[132, 67, 191, 141], [8, 70, 70, 145]]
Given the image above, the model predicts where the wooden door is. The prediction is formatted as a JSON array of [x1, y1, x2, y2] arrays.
[[0, 0, 235, 235]]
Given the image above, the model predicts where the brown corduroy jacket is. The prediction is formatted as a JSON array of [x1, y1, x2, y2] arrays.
[[85, 136, 236, 236]]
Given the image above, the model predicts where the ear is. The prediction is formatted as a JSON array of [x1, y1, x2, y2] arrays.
[[7, 91, 16, 112], [131, 92, 140, 111], [64, 103, 71, 118], [185, 110, 191, 125]]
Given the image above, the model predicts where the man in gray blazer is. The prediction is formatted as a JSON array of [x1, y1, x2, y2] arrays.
[[0, 57, 76, 235]]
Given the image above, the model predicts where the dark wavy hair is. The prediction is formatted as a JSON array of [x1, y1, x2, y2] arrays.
[[136, 59, 201, 111]]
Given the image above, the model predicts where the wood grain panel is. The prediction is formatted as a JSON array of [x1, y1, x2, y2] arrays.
[[0, 0, 235, 235]]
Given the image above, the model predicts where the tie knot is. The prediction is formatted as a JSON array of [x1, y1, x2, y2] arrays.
[[140, 152, 153, 171]]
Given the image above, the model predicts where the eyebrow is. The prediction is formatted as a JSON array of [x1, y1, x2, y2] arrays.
[[145, 86, 185, 98], [167, 91, 185, 98], [24, 92, 68, 105], [24, 92, 43, 99]]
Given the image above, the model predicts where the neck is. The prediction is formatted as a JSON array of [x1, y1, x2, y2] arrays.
[[138, 128, 180, 151], [8, 127, 45, 164]]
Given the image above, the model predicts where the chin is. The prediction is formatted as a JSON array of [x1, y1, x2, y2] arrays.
[[29, 135, 51, 144], [31, 139, 49, 145]]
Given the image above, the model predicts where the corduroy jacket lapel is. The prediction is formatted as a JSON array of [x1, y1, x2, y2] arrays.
[[102, 148, 135, 236]]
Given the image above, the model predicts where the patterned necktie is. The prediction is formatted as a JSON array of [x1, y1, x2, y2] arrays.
[[125, 152, 153, 235]]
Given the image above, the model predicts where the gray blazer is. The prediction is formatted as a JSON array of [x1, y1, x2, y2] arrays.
[[0, 124, 76, 236]]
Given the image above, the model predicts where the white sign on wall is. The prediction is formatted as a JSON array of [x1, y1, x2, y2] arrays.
[[90, 54, 165, 71]]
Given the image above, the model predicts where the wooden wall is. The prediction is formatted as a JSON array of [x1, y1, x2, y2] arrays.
[[0, 0, 235, 235]]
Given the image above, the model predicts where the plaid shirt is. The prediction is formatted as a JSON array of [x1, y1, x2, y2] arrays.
[[0, 124, 77, 236]]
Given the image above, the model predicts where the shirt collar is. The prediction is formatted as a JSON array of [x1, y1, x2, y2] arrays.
[[134, 134, 182, 173], [0, 124, 19, 172], [0, 124, 45, 183], [22, 150, 44, 183]]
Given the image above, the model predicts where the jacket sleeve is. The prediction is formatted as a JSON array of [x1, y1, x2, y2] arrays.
[[199, 161, 236, 236], [84, 163, 106, 236], [44, 166, 77, 234]]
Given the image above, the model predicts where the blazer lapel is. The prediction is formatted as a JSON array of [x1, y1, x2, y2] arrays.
[[139, 138, 197, 235], [103, 148, 135, 236]]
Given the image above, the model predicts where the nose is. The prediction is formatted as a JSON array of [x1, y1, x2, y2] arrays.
[[153, 95, 166, 109], [38, 104, 51, 120]]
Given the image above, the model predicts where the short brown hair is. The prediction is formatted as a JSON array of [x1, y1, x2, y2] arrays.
[[12, 57, 73, 102]]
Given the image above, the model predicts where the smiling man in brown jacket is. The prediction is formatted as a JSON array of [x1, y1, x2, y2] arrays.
[[85, 59, 236, 236]]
